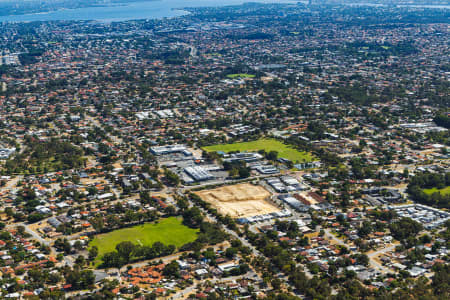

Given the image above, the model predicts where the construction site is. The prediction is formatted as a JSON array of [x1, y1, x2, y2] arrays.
[[194, 183, 281, 219]]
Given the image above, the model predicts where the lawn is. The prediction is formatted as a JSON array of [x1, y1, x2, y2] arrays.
[[423, 186, 450, 196], [226, 73, 255, 79], [203, 138, 315, 163], [89, 217, 198, 264]]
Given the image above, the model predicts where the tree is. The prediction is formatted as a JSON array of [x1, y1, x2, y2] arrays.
[[74, 240, 83, 251], [102, 251, 122, 268], [164, 169, 180, 186], [88, 246, 98, 261], [225, 247, 238, 259], [80, 270, 95, 289], [65, 269, 95, 290], [359, 139, 367, 148], [28, 268, 45, 284], [267, 151, 278, 161], [433, 114, 450, 129], [229, 167, 239, 178], [164, 205, 176, 216], [271, 278, 282, 290], [355, 254, 369, 266], [163, 261, 180, 278], [17, 225, 26, 236], [358, 221, 372, 237], [75, 255, 86, 266], [182, 207, 203, 228], [27, 212, 45, 223], [39, 290, 65, 299], [177, 197, 189, 212], [90, 216, 104, 232], [55, 238, 72, 254], [238, 167, 250, 178], [431, 263, 450, 296], [307, 263, 320, 274], [419, 234, 432, 244], [403, 168, 409, 178], [116, 241, 135, 264], [390, 218, 423, 244], [5, 207, 14, 218]]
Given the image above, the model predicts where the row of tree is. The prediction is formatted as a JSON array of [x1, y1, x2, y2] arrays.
[[101, 241, 175, 268]]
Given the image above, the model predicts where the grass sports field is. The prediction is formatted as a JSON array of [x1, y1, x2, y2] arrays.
[[423, 186, 450, 196], [203, 138, 315, 163], [89, 217, 198, 264], [226, 73, 255, 79]]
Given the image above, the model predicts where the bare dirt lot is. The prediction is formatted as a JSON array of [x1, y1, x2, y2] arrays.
[[195, 183, 280, 218]]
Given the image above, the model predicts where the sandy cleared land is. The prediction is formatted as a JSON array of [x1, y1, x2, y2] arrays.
[[195, 183, 279, 218], [80, 178, 108, 185]]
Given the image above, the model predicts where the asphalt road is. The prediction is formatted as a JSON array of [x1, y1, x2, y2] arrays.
[[367, 244, 397, 274], [324, 228, 397, 274], [6, 222, 50, 246], [323, 228, 346, 247]]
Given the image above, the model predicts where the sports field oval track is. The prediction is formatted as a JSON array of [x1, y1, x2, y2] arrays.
[[423, 186, 450, 196], [203, 138, 316, 163], [89, 217, 199, 264]]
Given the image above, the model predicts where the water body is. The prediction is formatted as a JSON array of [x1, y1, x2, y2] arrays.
[[0, 0, 299, 22], [0, 1, 447, 22], [347, 3, 450, 8], [397, 4, 450, 8]]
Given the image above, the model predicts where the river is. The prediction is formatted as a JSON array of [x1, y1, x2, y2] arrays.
[[0, 0, 447, 23], [0, 0, 299, 23]]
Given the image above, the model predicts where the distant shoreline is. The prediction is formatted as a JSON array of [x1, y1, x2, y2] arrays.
[[4, 0, 448, 18], [0, 0, 159, 17], [0, 0, 297, 23], [0, 0, 447, 23]]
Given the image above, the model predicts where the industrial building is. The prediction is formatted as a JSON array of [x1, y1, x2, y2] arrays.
[[150, 144, 188, 155], [223, 152, 263, 163], [184, 166, 214, 181], [0, 148, 15, 159], [236, 209, 292, 224], [254, 164, 279, 175], [279, 195, 309, 212], [266, 177, 286, 193], [389, 204, 449, 229], [266, 176, 307, 193]]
